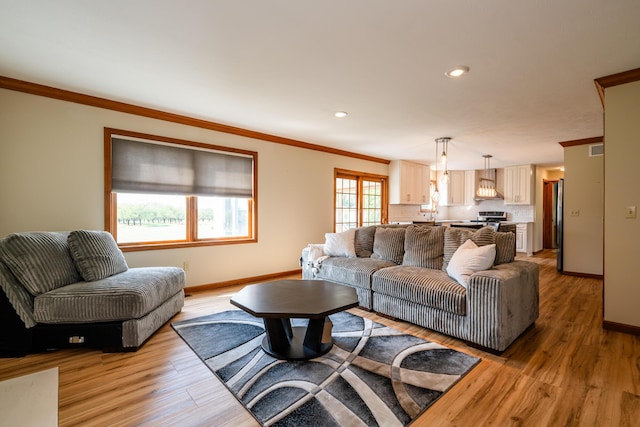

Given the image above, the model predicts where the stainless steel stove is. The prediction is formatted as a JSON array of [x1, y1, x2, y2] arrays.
[[470, 211, 508, 223], [450, 211, 508, 230]]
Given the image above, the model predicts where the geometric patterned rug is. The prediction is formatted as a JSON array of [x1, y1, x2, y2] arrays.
[[172, 310, 480, 427]]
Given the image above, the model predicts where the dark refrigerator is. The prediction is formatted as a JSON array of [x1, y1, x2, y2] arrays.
[[556, 178, 564, 272]]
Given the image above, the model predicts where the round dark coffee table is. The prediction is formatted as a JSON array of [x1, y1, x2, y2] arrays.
[[230, 280, 359, 361]]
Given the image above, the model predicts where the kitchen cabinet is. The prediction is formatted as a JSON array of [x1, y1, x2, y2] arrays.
[[515, 223, 533, 255], [389, 160, 430, 204], [515, 224, 526, 252], [504, 164, 534, 205], [464, 170, 477, 205], [417, 163, 430, 203], [442, 170, 484, 206], [440, 170, 465, 206]]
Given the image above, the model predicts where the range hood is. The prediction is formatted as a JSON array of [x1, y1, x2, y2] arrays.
[[474, 191, 504, 201], [473, 168, 504, 201]]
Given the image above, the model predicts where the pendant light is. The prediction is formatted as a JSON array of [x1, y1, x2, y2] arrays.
[[435, 137, 451, 187], [477, 155, 497, 198], [431, 139, 440, 204]]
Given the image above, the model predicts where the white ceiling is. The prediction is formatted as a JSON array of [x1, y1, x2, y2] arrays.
[[1, 0, 639, 170]]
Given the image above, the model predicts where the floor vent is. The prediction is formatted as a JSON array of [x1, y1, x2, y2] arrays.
[[589, 143, 604, 157]]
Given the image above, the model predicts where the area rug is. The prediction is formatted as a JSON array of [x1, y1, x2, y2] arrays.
[[172, 310, 479, 426]]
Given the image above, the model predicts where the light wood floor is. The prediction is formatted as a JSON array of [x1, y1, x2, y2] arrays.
[[1, 251, 639, 426]]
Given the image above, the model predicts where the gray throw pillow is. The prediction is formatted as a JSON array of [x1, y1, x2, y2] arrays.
[[0, 232, 81, 295], [354, 226, 377, 257], [371, 227, 406, 264], [443, 226, 496, 270], [402, 225, 445, 269], [68, 230, 128, 281], [494, 231, 516, 265]]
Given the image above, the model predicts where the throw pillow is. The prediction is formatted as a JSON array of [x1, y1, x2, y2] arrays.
[[324, 228, 357, 258], [443, 226, 496, 270], [494, 231, 516, 265], [0, 231, 81, 295], [446, 239, 496, 287], [402, 225, 445, 269], [371, 227, 406, 264], [68, 230, 128, 281], [354, 226, 377, 258]]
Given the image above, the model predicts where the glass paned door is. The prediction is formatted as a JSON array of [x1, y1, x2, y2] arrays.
[[361, 180, 382, 226], [335, 170, 387, 231], [335, 177, 358, 231]]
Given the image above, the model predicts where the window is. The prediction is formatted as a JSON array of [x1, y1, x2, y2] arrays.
[[420, 180, 438, 213], [334, 169, 387, 232], [104, 128, 257, 250]]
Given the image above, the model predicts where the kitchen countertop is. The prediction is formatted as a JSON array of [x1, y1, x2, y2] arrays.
[[391, 219, 534, 225], [434, 219, 533, 224]]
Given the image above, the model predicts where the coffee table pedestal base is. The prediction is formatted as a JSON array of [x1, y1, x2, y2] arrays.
[[230, 280, 358, 361], [262, 318, 332, 361]]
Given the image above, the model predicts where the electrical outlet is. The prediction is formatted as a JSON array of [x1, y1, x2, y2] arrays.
[[183, 261, 190, 271], [625, 206, 637, 219], [570, 209, 580, 217]]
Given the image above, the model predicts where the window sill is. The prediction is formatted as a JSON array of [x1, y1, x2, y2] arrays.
[[119, 238, 257, 252]]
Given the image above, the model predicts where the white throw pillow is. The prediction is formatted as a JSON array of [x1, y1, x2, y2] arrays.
[[324, 228, 357, 258], [446, 239, 496, 287]]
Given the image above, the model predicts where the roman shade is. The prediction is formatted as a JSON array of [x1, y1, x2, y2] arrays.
[[111, 138, 253, 198]]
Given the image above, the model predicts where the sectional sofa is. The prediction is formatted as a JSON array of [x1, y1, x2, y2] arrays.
[[301, 224, 539, 352], [0, 230, 185, 357]]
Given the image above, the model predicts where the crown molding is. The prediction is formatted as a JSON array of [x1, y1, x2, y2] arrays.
[[0, 75, 390, 165], [594, 67, 640, 108], [558, 136, 603, 148]]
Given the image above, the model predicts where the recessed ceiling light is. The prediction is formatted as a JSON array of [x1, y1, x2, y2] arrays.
[[334, 111, 348, 118], [445, 66, 470, 78]]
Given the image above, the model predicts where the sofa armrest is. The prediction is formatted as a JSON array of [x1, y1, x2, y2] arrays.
[[0, 262, 37, 328], [466, 261, 539, 352]]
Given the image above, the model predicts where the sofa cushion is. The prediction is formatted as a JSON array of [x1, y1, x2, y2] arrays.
[[354, 226, 377, 257], [371, 227, 406, 264], [33, 267, 185, 323], [0, 232, 81, 296], [442, 226, 496, 270], [324, 228, 357, 258], [402, 225, 445, 269], [372, 266, 466, 316], [68, 230, 128, 281], [315, 257, 396, 289], [446, 239, 496, 287], [494, 231, 516, 265]]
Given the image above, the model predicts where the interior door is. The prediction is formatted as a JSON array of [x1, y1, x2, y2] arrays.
[[542, 180, 558, 249]]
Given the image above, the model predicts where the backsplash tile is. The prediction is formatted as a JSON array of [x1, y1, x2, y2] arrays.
[[389, 200, 534, 223], [447, 200, 535, 222]]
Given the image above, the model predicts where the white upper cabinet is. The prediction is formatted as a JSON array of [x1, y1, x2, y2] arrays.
[[417, 163, 430, 204], [464, 170, 477, 206], [440, 170, 466, 206], [504, 164, 534, 205], [389, 160, 430, 204]]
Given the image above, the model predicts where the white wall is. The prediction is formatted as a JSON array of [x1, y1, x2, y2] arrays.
[[0, 89, 388, 287], [604, 80, 640, 327], [563, 144, 603, 275]]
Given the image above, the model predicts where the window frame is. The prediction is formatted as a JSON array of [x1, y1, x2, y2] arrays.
[[419, 180, 438, 213], [104, 128, 258, 251], [334, 168, 388, 232]]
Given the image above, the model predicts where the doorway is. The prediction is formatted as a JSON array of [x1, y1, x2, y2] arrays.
[[543, 180, 558, 249]]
